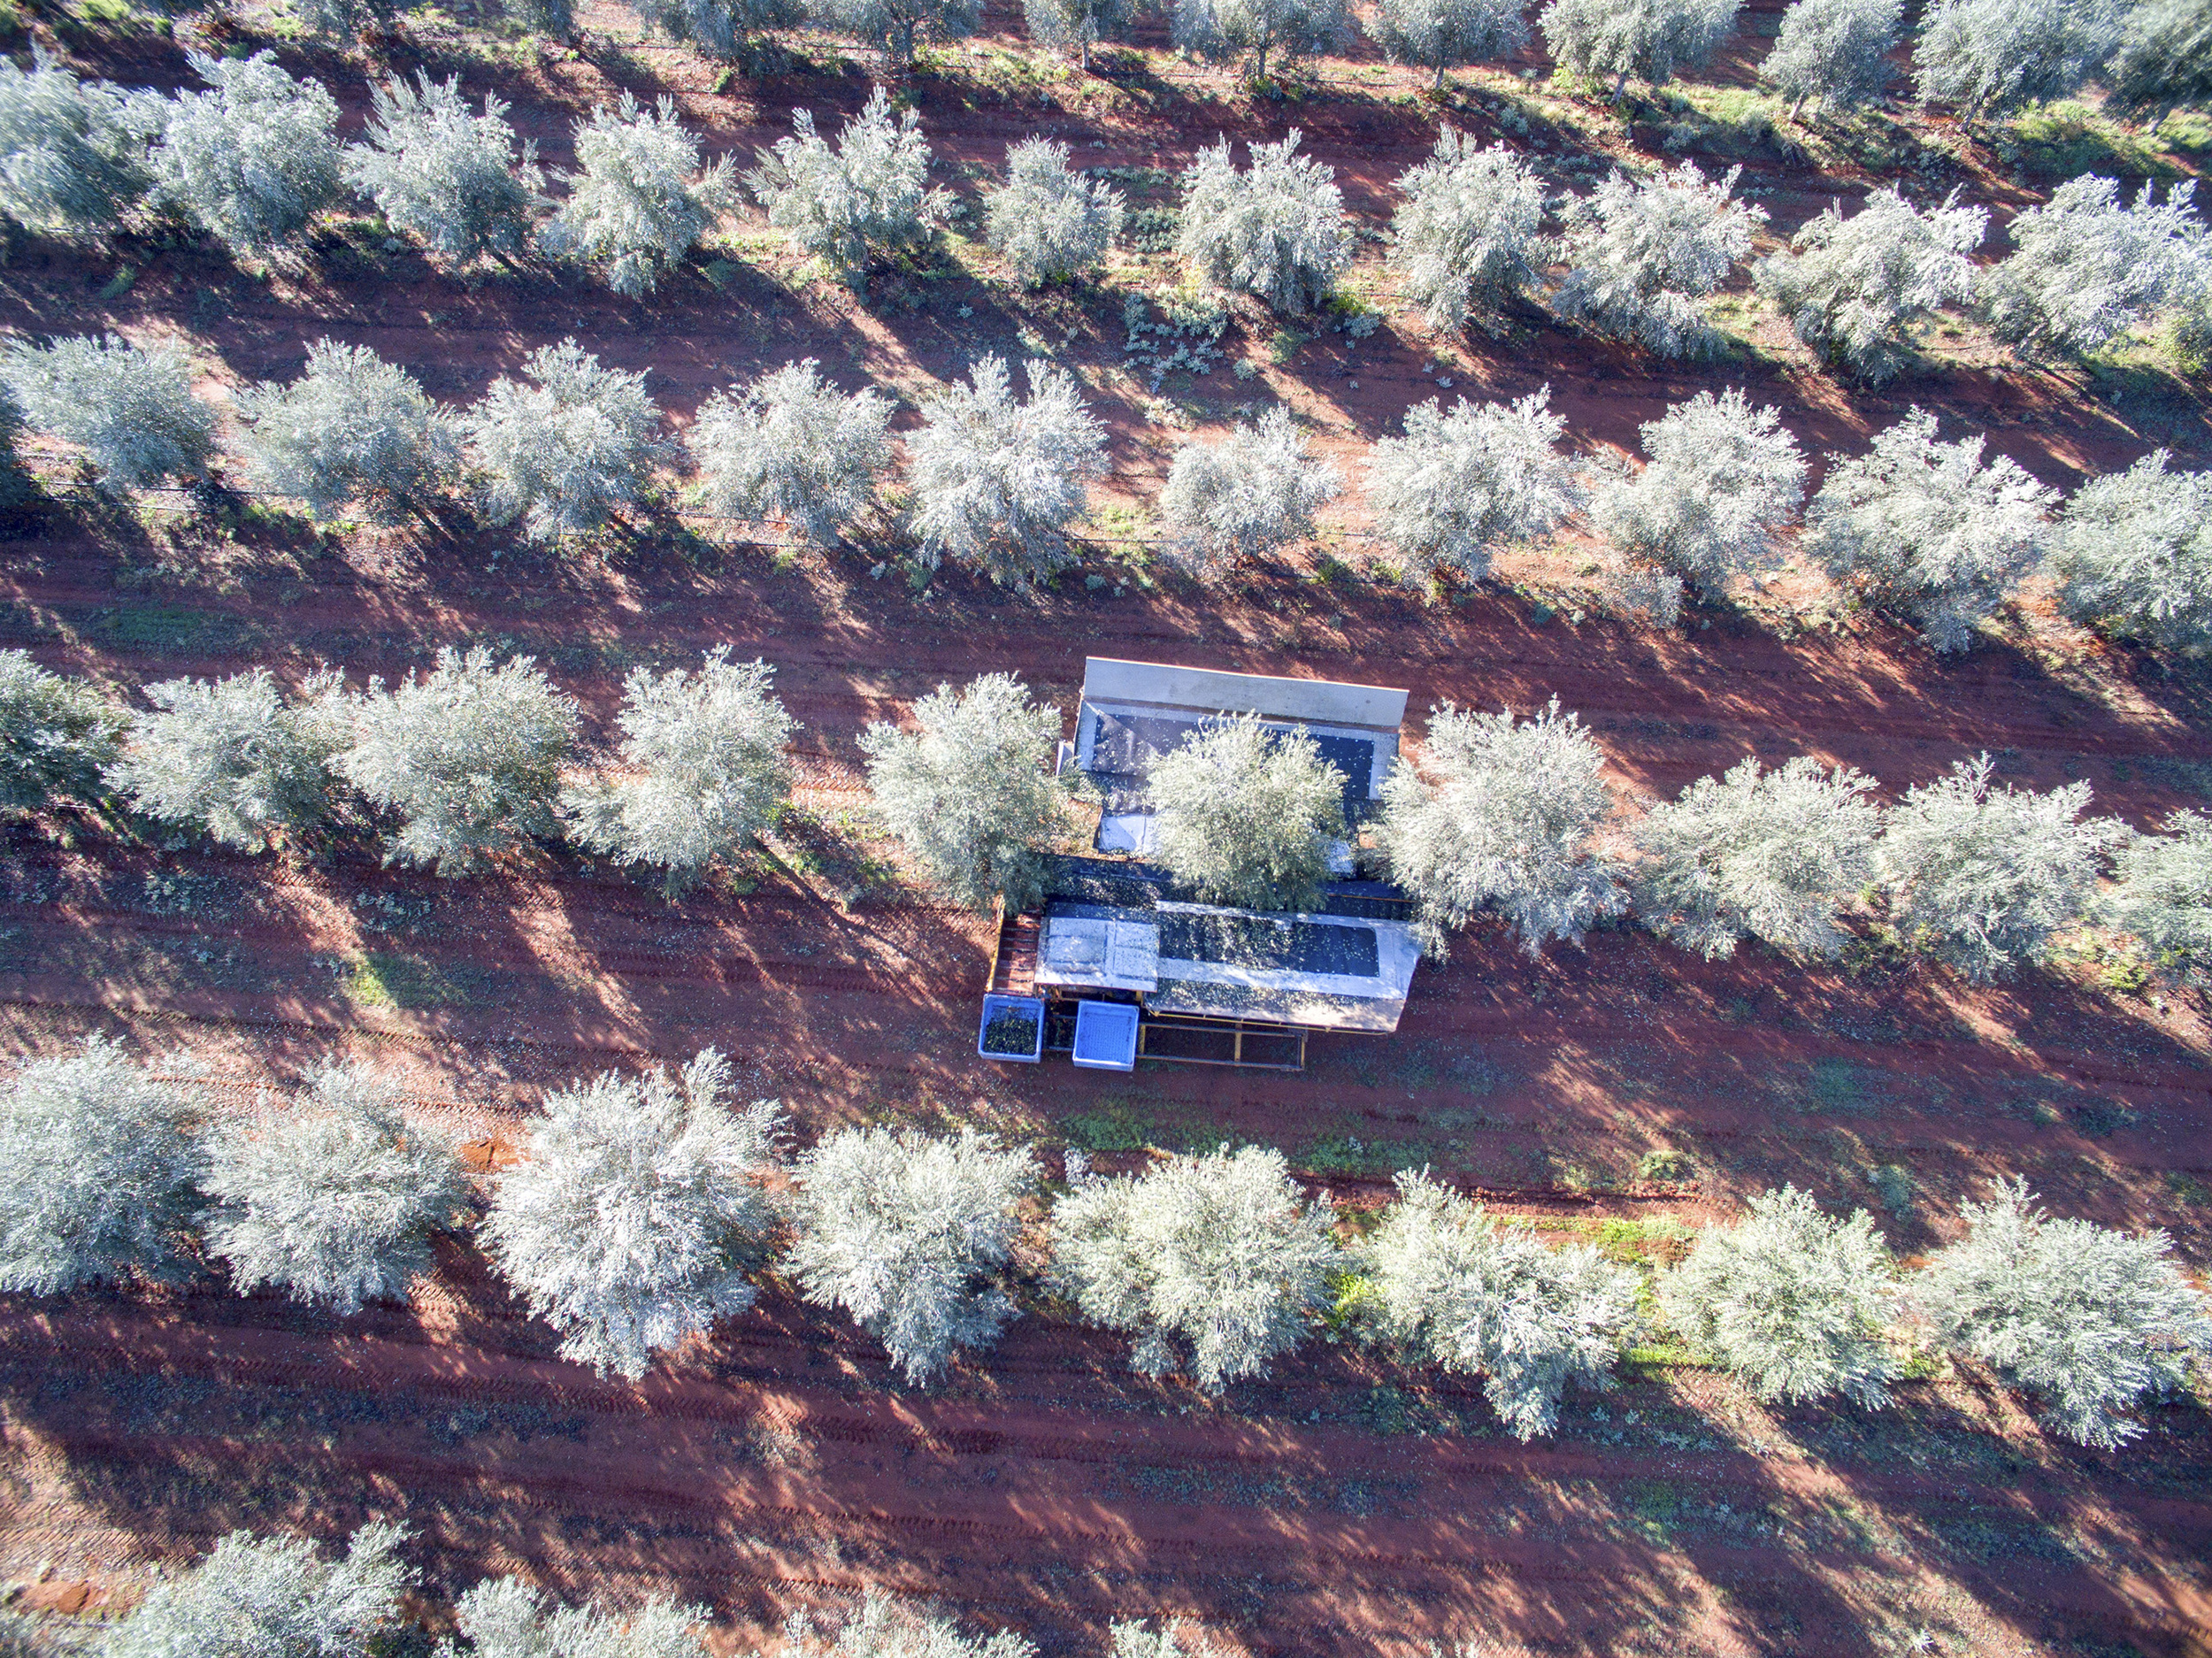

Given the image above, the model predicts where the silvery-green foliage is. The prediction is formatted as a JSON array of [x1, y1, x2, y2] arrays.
[[2054, 449, 2212, 651], [2108, 811, 2212, 976], [1590, 388, 1806, 596], [143, 52, 341, 257], [0, 649, 126, 812], [1176, 132, 1350, 314], [0, 382, 28, 510], [1754, 186, 1984, 382], [1913, 0, 2124, 116], [1369, 0, 1529, 87], [784, 1126, 1037, 1386], [1049, 1145, 1341, 1391], [1912, 1178, 2212, 1448], [689, 360, 890, 545], [619, 0, 803, 55], [234, 339, 458, 524], [2107, 0, 2212, 125], [562, 649, 794, 887], [202, 1061, 468, 1314], [0, 50, 150, 236], [907, 356, 1105, 585], [96, 1523, 411, 1658], [859, 672, 1064, 911], [1386, 128, 1545, 334], [1106, 1623, 1221, 1658], [291, 0, 400, 36], [337, 646, 580, 874], [0, 1035, 199, 1295], [106, 667, 349, 850], [1364, 389, 1579, 584], [1631, 755, 1881, 960], [749, 89, 949, 278], [345, 74, 541, 266], [483, 1050, 782, 1380], [1363, 1171, 1638, 1438], [1149, 714, 1346, 911], [1803, 408, 2055, 652], [541, 93, 733, 296], [812, 0, 982, 62], [1762, 0, 1900, 111], [1376, 699, 1624, 958], [4, 332, 215, 489], [1540, 0, 1740, 92], [1878, 752, 2120, 982], [502, 0, 576, 35], [1552, 163, 1765, 357], [783, 1588, 1035, 1658], [1023, 0, 1139, 66], [468, 339, 662, 544], [1981, 176, 2208, 357], [1597, 559, 1686, 628], [1158, 405, 1339, 577], [445, 1578, 709, 1658], [987, 137, 1123, 288], [1657, 1185, 1901, 1407], [1172, 0, 1352, 78]]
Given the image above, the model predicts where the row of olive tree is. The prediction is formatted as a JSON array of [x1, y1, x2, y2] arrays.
[[8, 1035, 2203, 1452], [0, 643, 793, 886]]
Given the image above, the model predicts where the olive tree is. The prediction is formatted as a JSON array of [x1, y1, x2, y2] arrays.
[[1913, 0, 2124, 118], [1377, 699, 1624, 957], [1364, 390, 1581, 584], [1024, 0, 1140, 67], [784, 1127, 1038, 1386], [1980, 176, 2208, 357], [748, 89, 948, 280], [1803, 408, 2055, 652], [1363, 1171, 1639, 1438], [202, 1061, 469, 1314], [0, 1035, 201, 1295], [483, 1051, 782, 1379], [1631, 755, 1882, 960], [1552, 162, 1765, 357], [1657, 1186, 1901, 1407], [688, 360, 892, 545], [1762, 0, 1900, 113], [814, 0, 982, 65], [1171, 0, 1352, 80], [106, 667, 349, 850], [447, 1579, 710, 1658], [0, 50, 150, 236], [1590, 388, 1806, 598], [907, 356, 1106, 586], [1150, 715, 1347, 911], [0, 649, 127, 813], [1878, 753, 2120, 982], [782, 1589, 1035, 1658], [2107, 0, 2212, 127], [142, 51, 342, 257], [620, 0, 803, 56], [1913, 1179, 2212, 1447], [235, 340, 458, 524], [1386, 128, 1546, 335], [987, 137, 1124, 287], [2053, 449, 2212, 652], [4, 333, 216, 490], [1540, 0, 1740, 96], [2108, 811, 2212, 979], [541, 93, 733, 296], [563, 649, 794, 892], [344, 73, 541, 266], [336, 646, 580, 874], [96, 1524, 411, 1658], [860, 672, 1065, 910], [502, 0, 577, 32], [1050, 1145, 1341, 1392], [1159, 406, 1340, 579], [1754, 186, 1985, 383], [290, 0, 400, 39], [1176, 132, 1352, 315], [467, 339, 663, 545], [1370, 0, 1530, 88]]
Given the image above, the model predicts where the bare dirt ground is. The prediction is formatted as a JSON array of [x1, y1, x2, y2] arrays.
[[0, 0, 2208, 1652]]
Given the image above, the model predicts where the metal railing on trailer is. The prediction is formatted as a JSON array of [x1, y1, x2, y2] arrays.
[[1134, 1012, 1310, 1071]]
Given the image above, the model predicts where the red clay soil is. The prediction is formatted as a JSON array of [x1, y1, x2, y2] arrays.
[[0, 4, 2209, 1654]]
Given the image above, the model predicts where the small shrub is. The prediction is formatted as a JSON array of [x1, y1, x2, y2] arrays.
[[987, 136, 1123, 288], [344, 72, 541, 266], [2053, 449, 2212, 651], [1552, 162, 1765, 357], [1158, 405, 1339, 578], [4, 332, 215, 490], [106, 666, 349, 850], [1364, 388, 1580, 584], [689, 359, 892, 545], [1386, 127, 1545, 335], [1149, 713, 1346, 911], [1762, 0, 1900, 113], [749, 88, 948, 280], [467, 338, 663, 545], [541, 92, 733, 297], [0, 48, 150, 236], [142, 51, 342, 257], [0, 648, 127, 813], [235, 339, 458, 524], [1176, 131, 1352, 316]]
